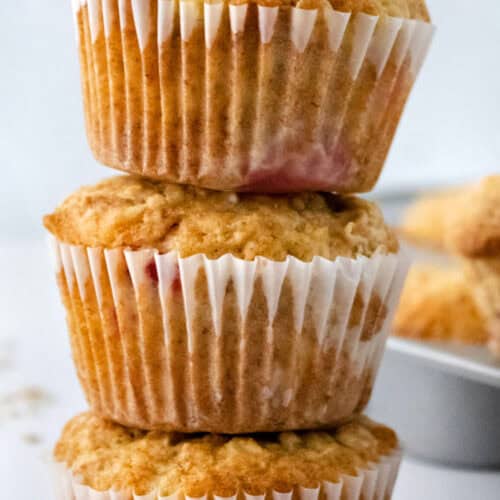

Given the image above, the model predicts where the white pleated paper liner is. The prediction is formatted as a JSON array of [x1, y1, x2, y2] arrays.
[[50, 236, 408, 433], [51, 448, 402, 500], [72, 0, 434, 192]]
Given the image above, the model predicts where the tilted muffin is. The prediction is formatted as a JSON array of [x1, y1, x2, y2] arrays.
[[44, 176, 407, 433], [72, 0, 432, 192], [399, 187, 466, 251], [393, 264, 488, 344], [447, 176, 500, 357], [53, 412, 401, 499]]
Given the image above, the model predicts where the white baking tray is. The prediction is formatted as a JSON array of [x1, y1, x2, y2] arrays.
[[369, 337, 500, 468], [387, 337, 500, 388], [369, 196, 500, 468]]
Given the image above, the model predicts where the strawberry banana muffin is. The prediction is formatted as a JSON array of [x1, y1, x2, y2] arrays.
[[53, 412, 401, 499], [399, 187, 466, 251], [72, 0, 432, 192], [44, 176, 406, 433], [447, 176, 500, 358], [393, 264, 488, 344]]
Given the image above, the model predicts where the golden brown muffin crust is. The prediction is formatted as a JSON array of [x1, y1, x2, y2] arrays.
[[227, 0, 430, 20], [447, 176, 500, 258], [76, 0, 430, 17], [54, 413, 398, 497], [393, 264, 488, 344], [328, 0, 429, 20], [44, 176, 398, 261], [399, 187, 466, 251]]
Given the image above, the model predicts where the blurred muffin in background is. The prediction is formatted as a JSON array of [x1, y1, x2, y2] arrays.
[[447, 176, 500, 358], [393, 264, 488, 344], [399, 187, 466, 251]]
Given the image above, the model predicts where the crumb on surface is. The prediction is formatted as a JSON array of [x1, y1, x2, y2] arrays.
[[22, 433, 42, 445], [0, 386, 53, 422]]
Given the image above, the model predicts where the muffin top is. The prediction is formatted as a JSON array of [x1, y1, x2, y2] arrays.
[[393, 264, 488, 344], [399, 187, 465, 251], [327, 0, 429, 20], [44, 176, 398, 261], [447, 176, 500, 258], [242, 0, 430, 21], [75, 0, 430, 20], [55, 412, 398, 497]]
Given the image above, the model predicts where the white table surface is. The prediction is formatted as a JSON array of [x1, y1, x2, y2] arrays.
[[1, 241, 499, 500]]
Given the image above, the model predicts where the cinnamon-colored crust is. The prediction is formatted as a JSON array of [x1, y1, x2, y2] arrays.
[[399, 187, 465, 251], [447, 176, 500, 258], [329, 0, 429, 20], [243, 0, 430, 19], [442, 176, 500, 357], [393, 264, 488, 344], [461, 258, 500, 358], [44, 176, 398, 261], [76, 0, 430, 20], [54, 412, 398, 497]]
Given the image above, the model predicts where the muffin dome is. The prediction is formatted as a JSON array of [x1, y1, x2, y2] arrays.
[[44, 176, 398, 261], [55, 412, 398, 497], [393, 264, 488, 344], [447, 176, 500, 258], [329, 0, 430, 20]]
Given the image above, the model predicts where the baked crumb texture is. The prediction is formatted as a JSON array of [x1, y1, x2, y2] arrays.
[[54, 412, 400, 498], [447, 176, 500, 358], [447, 176, 500, 259], [459, 259, 500, 358], [50, 237, 406, 432], [393, 264, 488, 344], [71, 0, 432, 192], [44, 176, 399, 260], [399, 187, 466, 251]]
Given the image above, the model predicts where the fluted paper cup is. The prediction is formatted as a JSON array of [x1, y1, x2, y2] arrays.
[[50, 237, 408, 432], [461, 258, 500, 358], [71, 0, 433, 193], [51, 448, 402, 500]]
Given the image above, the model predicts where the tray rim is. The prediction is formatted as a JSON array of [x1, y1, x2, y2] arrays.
[[387, 337, 500, 389]]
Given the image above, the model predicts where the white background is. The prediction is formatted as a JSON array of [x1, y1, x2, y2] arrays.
[[1, 1, 500, 499]]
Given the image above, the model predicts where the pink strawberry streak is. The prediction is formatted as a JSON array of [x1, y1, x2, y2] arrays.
[[240, 140, 359, 193], [145, 259, 182, 294]]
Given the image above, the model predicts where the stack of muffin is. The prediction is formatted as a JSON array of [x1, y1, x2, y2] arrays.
[[45, 0, 433, 498]]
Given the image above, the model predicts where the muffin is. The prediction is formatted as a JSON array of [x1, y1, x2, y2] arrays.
[[393, 264, 488, 344], [53, 412, 401, 499], [399, 187, 465, 251], [72, 0, 433, 192], [447, 176, 500, 357], [44, 175, 407, 433]]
